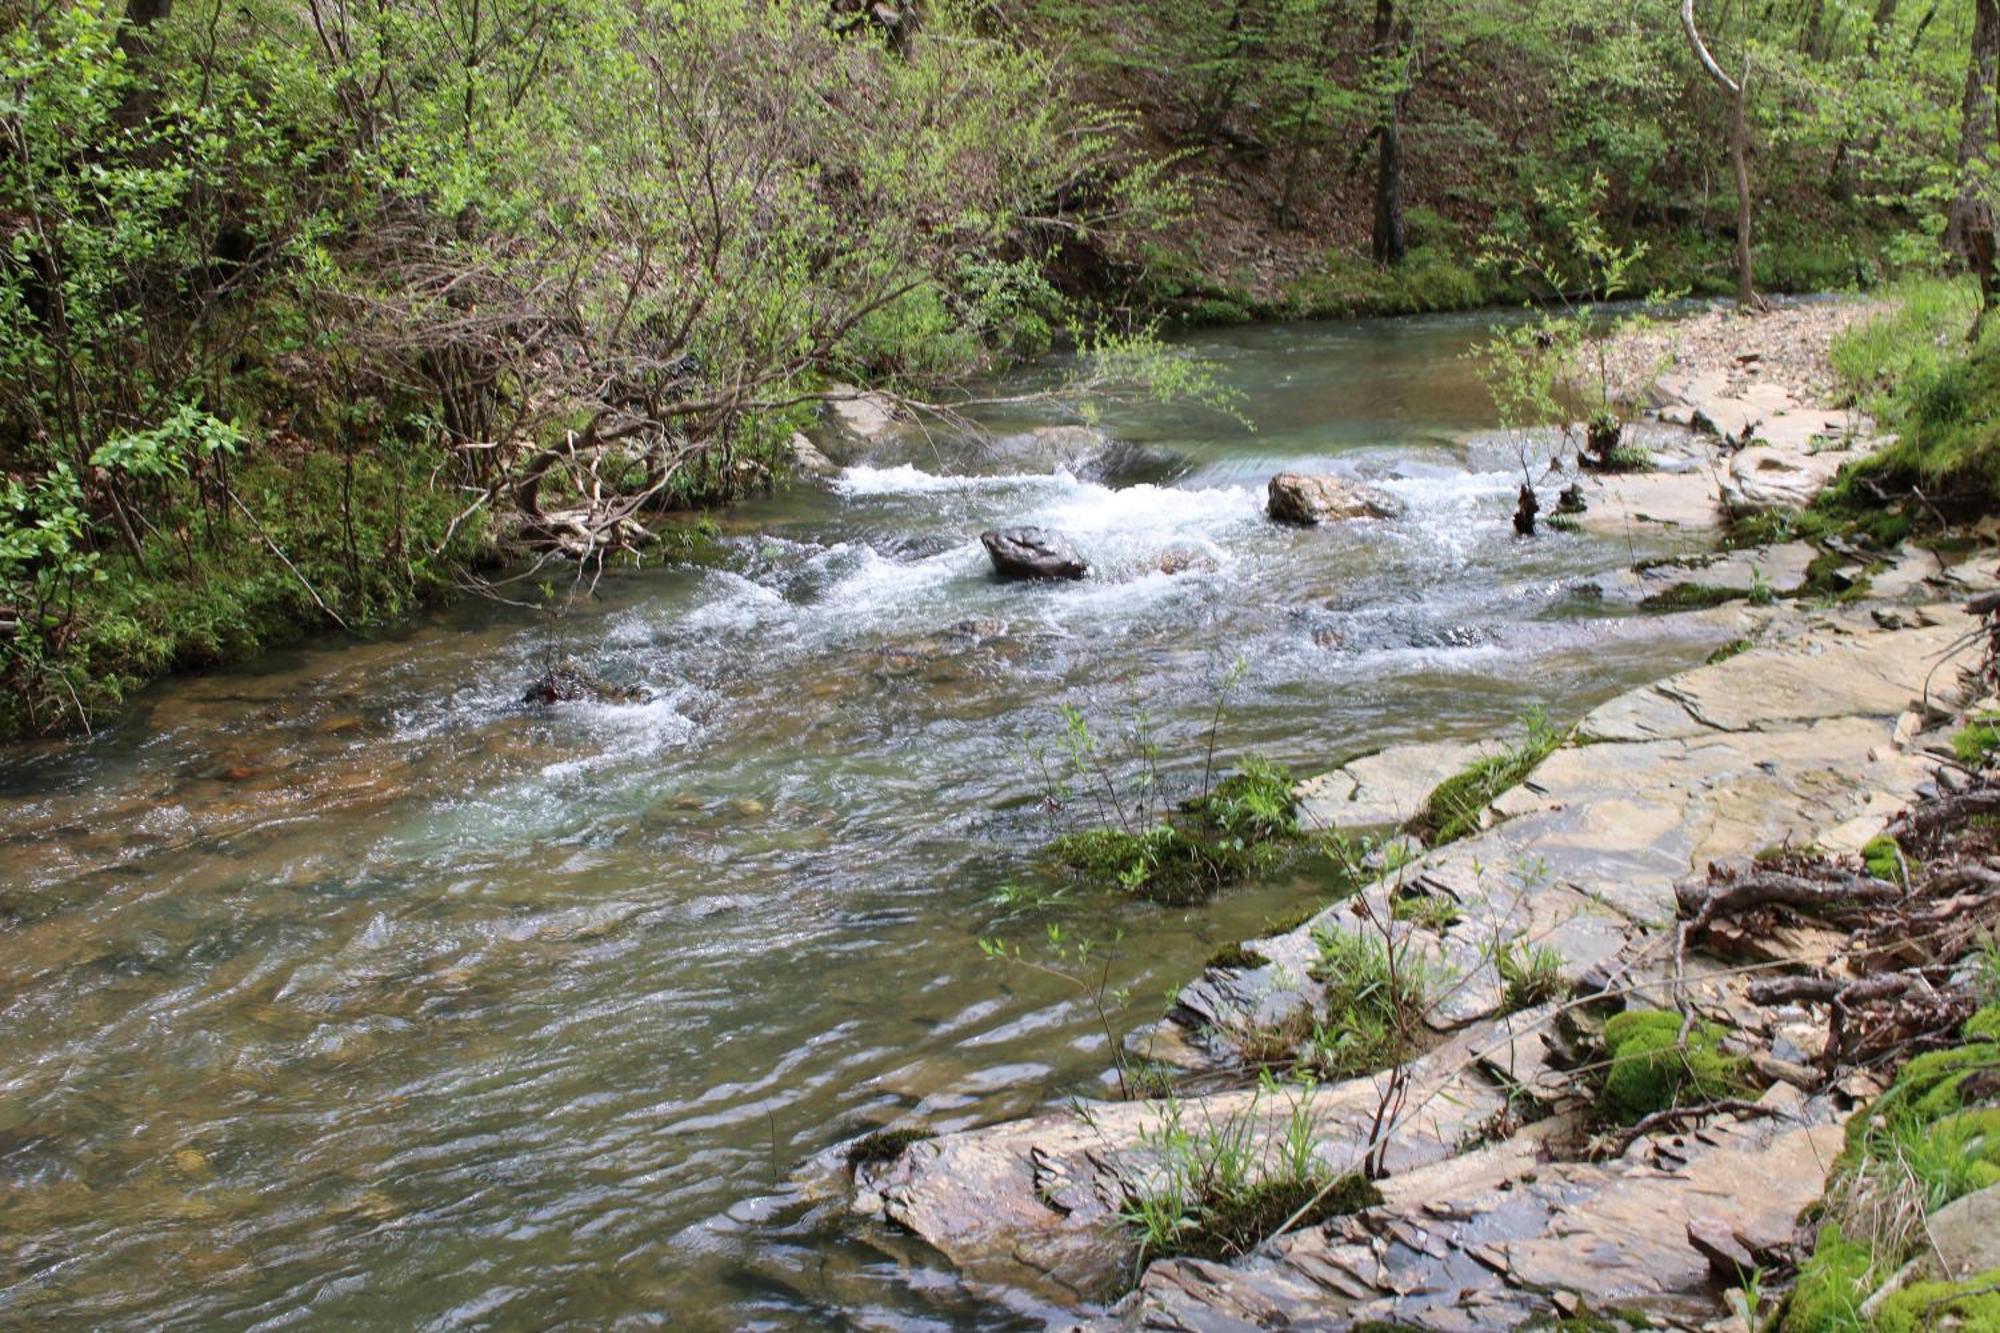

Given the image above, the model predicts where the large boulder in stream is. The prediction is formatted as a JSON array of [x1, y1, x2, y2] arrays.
[[980, 527, 1088, 581], [1266, 471, 1404, 525], [521, 659, 650, 706]]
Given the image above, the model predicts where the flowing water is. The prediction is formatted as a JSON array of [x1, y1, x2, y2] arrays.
[[0, 312, 1733, 1330]]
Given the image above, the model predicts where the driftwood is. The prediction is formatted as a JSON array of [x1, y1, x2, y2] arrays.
[[1676, 868, 1903, 937]]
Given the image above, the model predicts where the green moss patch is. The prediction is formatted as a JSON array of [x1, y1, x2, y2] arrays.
[[1165, 1173, 1382, 1263], [1205, 943, 1272, 972], [1871, 1268, 2000, 1333], [1598, 1009, 1752, 1124], [1045, 757, 1304, 904], [846, 1126, 935, 1170], [1638, 582, 1745, 612], [1407, 713, 1565, 847]]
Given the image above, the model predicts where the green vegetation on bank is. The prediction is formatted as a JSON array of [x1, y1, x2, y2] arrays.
[[1124, 1075, 1382, 1264], [0, 0, 1182, 735], [1785, 1006, 2000, 1331], [1045, 756, 1305, 905]]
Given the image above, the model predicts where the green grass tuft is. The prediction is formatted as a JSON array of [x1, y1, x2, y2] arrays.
[[1638, 582, 1743, 612], [1406, 713, 1565, 847]]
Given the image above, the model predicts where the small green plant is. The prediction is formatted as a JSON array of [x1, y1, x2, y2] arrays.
[[1497, 939, 1569, 1012], [980, 925, 1137, 1096], [1391, 891, 1462, 932], [1598, 444, 1656, 473], [1122, 1077, 1383, 1263], [1305, 926, 1441, 1078], [1747, 567, 1775, 606], [1706, 638, 1754, 665], [1043, 755, 1304, 904], [1407, 712, 1565, 847]]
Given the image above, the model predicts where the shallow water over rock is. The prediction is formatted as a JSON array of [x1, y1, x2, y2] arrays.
[[0, 312, 1738, 1329]]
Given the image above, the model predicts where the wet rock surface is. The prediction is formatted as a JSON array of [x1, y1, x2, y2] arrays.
[[1103, 1098, 1842, 1331], [981, 526, 1089, 580], [854, 597, 1991, 1325], [521, 659, 651, 706], [1266, 472, 1406, 526]]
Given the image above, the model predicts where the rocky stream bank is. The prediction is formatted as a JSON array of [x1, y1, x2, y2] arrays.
[[832, 302, 2000, 1331]]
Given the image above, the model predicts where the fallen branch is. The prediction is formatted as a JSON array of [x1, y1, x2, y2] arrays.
[[1677, 868, 1903, 938]]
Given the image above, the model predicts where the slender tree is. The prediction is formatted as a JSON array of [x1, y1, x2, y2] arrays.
[[1371, 0, 1408, 266], [1946, 0, 2000, 328], [1681, 0, 1756, 308]]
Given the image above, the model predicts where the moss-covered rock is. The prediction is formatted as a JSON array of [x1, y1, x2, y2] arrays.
[[1870, 1267, 2000, 1333], [1599, 1009, 1752, 1124], [1861, 835, 1904, 882], [1785, 1224, 1877, 1331]]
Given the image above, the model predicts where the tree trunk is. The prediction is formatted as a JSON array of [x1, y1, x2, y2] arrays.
[[1728, 81, 1754, 307], [1370, 0, 1407, 267], [1946, 0, 2000, 280], [1682, 0, 1756, 308]]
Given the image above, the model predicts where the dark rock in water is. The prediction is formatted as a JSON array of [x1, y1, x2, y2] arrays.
[[522, 659, 651, 706], [980, 527, 1087, 581], [1266, 472, 1404, 525]]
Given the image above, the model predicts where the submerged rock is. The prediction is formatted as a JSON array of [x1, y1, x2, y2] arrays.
[[521, 659, 650, 706], [980, 527, 1087, 581], [1266, 471, 1404, 526]]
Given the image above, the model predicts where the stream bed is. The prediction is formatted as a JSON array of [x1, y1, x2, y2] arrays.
[[0, 311, 1737, 1329]]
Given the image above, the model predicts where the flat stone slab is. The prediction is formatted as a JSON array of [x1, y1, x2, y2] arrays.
[[1578, 606, 1974, 742], [1295, 739, 1500, 834], [1573, 469, 1723, 536], [869, 1023, 1521, 1306], [1631, 541, 1818, 603]]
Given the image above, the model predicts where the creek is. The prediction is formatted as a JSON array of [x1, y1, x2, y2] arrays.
[[0, 311, 1733, 1329]]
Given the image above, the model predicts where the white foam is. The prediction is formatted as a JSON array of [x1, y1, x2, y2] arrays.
[[834, 464, 1052, 497]]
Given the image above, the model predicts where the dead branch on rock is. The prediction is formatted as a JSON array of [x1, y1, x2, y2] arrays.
[[1677, 866, 1904, 940], [1592, 1098, 1785, 1159]]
